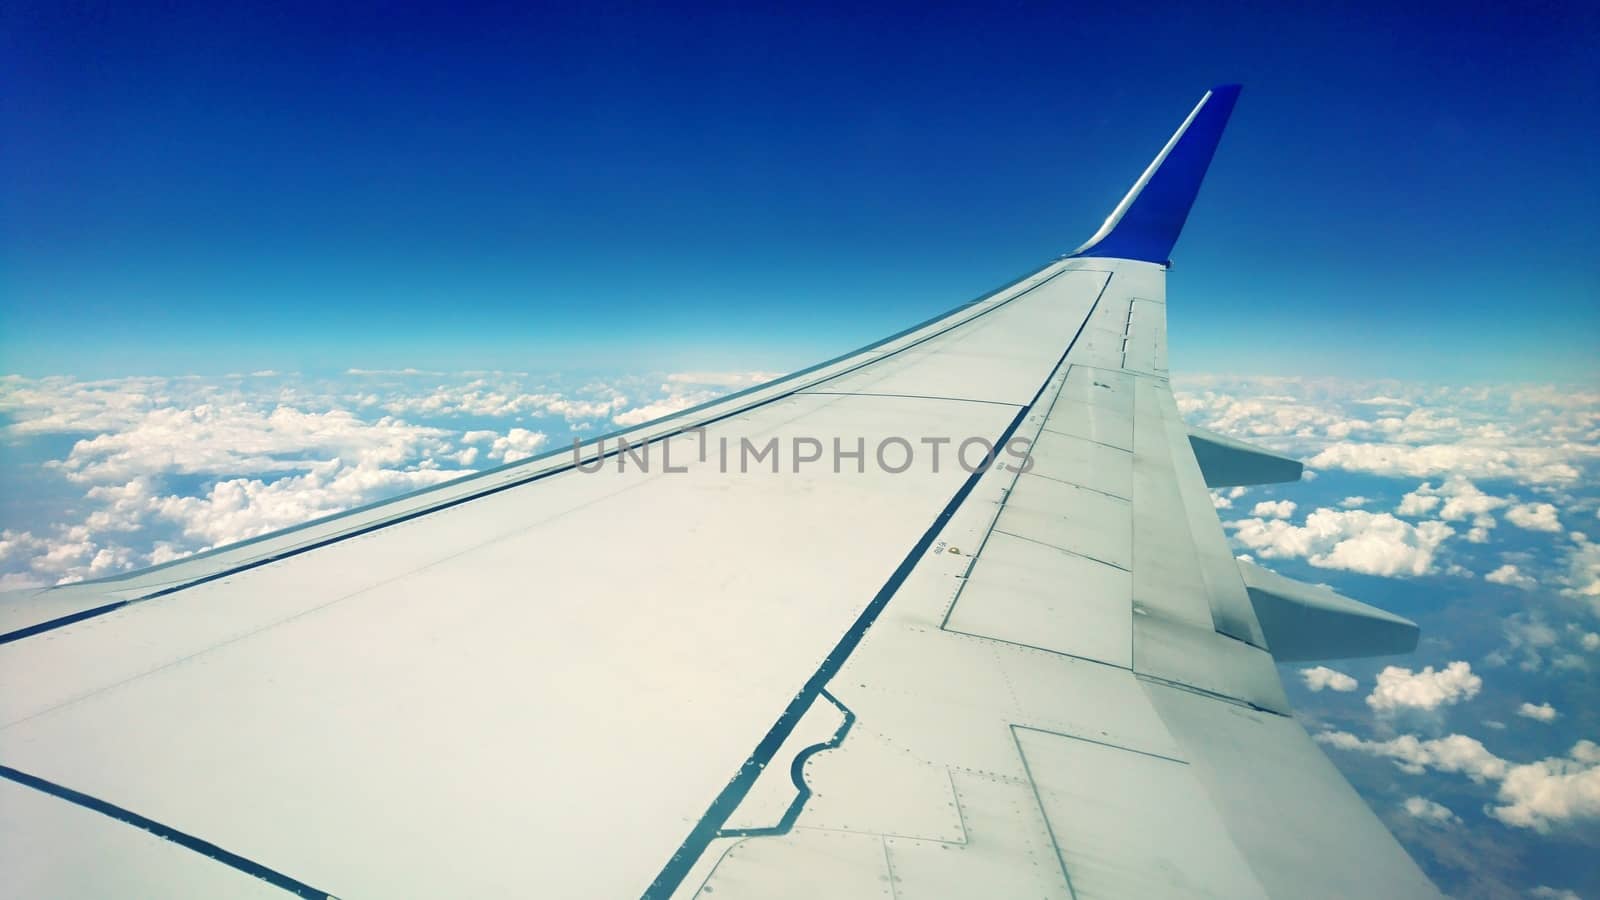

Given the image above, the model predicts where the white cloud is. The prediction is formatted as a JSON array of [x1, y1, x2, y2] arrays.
[[0, 374, 526, 584], [1210, 486, 1248, 510], [1486, 614, 1590, 673], [1486, 564, 1537, 590], [1396, 489, 1442, 517], [1506, 502, 1563, 533], [128, 461, 467, 549], [1517, 702, 1558, 723], [1310, 443, 1583, 486], [610, 370, 780, 428], [1317, 730, 1508, 780], [664, 371, 780, 389], [485, 428, 548, 463], [1530, 887, 1582, 900], [612, 397, 700, 428], [0, 530, 48, 570], [48, 403, 458, 485], [1292, 662, 1356, 688], [1300, 665, 1358, 692], [1250, 499, 1296, 519], [1495, 741, 1600, 831], [1583, 632, 1600, 652], [1227, 508, 1454, 577], [1434, 477, 1508, 523], [1395, 477, 1505, 545], [380, 382, 627, 423], [1401, 795, 1459, 825], [1366, 661, 1482, 713], [1338, 496, 1372, 508], [1560, 533, 1600, 614], [0, 371, 796, 588], [1320, 731, 1600, 831], [1175, 387, 1368, 445]]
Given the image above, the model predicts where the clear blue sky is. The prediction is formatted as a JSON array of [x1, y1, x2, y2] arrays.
[[4, 1, 1596, 380]]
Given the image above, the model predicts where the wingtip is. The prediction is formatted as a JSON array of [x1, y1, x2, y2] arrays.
[[1070, 85, 1242, 264]]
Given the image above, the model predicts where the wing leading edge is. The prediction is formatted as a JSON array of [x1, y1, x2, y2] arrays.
[[0, 87, 1440, 899]]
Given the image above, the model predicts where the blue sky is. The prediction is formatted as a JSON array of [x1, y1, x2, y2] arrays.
[[4, 1, 1595, 380]]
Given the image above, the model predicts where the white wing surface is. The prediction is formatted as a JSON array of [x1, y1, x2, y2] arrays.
[[0, 86, 1441, 899]]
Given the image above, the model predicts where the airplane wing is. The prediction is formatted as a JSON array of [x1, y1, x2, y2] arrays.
[[0, 86, 1442, 899]]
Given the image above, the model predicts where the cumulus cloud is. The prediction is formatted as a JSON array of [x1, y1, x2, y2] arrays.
[[612, 397, 702, 428], [664, 372, 781, 389], [1402, 796, 1460, 825], [1366, 661, 1482, 713], [1310, 443, 1583, 486], [1395, 477, 1506, 544], [1516, 702, 1558, 723], [610, 371, 783, 427], [1250, 499, 1297, 519], [0, 369, 790, 588], [141, 462, 466, 548], [1397, 490, 1442, 517], [484, 428, 549, 463], [1486, 564, 1537, 590], [1318, 731, 1600, 831], [1484, 614, 1596, 673], [1317, 730, 1507, 780], [1437, 478, 1506, 523], [1227, 508, 1454, 577], [1494, 742, 1600, 831], [0, 371, 492, 582], [1211, 486, 1248, 510], [0, 374, 581, 585], [1559, 533, 1600, 613], [1506, 502, 1563, 533], [378, 380, 627, 423], [1338, 496, 1372, 508], [1177, 396, 1357, 443], [1300, 665, 1358, 692], [1097, 377, 1600, 491], [48, 403, 459, 484]]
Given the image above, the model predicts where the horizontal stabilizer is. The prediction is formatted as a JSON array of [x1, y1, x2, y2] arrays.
[[1238, 560, 1419, 661], [1188, 426, 1303, 487]]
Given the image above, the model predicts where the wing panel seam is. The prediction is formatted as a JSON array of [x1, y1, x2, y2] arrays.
[[639, 270, 1113, 899], [0, 764, 333, 899]]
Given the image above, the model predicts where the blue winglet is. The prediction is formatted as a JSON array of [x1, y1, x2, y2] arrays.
[[1071, 84, 1241, 264]]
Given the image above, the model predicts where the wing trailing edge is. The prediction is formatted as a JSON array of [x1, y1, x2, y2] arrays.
[[1071, 84, 1241, 265]]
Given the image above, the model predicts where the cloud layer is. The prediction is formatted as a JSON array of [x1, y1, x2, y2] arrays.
[[0, 370, 772, 587], [1319, 731, 1600, 832]]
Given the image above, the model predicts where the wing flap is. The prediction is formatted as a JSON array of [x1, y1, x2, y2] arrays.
[[1189, 425, 1306, 487], [1240, 559, 1421, 661]]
